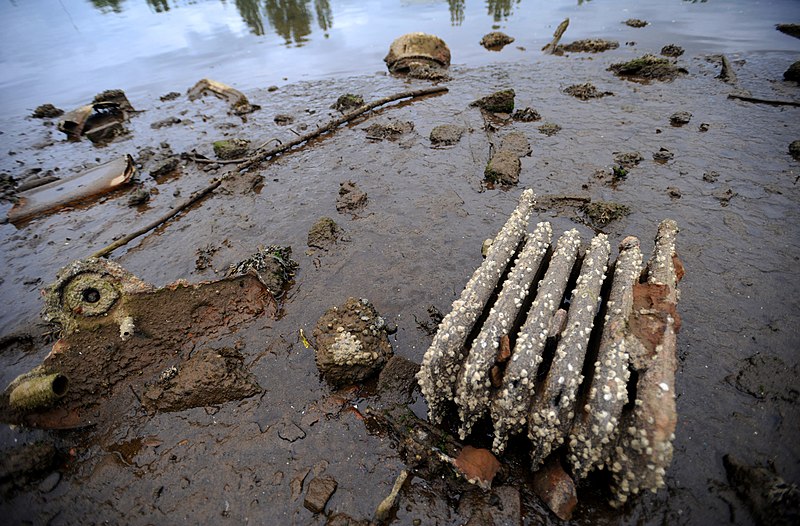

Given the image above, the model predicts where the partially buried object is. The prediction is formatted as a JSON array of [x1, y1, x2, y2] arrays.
[[384, 33, 451, 74], [7, 155, 136, 224]]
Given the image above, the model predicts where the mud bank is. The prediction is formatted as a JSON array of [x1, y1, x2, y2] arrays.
[[0, 46, 799, 525]]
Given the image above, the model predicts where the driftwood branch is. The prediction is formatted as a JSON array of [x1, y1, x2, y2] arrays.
[[717, 54, 738, 84], [727, 93, 800, 107], [542, 18, 570, 54], [91, 85, 448, 258]]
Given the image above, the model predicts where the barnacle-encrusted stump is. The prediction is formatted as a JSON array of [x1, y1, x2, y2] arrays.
[[417, 201, 683, 508]]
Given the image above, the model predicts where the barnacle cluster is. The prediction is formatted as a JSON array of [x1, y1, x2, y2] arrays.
[[417, 191, 682, 506]]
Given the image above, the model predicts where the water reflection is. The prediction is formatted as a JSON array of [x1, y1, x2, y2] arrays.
[[486, 0, 521, 22], [236, 0, 266, 36], [146, 0, 170, 12], [448, 0, 465, 26], [89, 0, 125, 13]]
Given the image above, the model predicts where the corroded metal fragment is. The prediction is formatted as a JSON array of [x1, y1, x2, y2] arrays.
[[609, 219, 681, 506], [567, 236, 642, 479], [455, 222, 552, 439], [417, 189, 535, 424], [528, 234, 611, 467], [490, 229, 581, 454]]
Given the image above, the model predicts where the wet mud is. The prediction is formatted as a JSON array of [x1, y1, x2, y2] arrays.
[[1, 46, 799, 525]]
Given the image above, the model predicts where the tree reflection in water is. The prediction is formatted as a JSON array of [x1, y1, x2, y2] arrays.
[[448, 0, 465, 26], [231, 0, 332, 43], [486, 0, 521, 22]]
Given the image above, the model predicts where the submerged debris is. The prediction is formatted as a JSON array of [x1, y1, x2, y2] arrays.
[[660, 44, 684, 57], [560, 39, 619, 53], [187, 78, 259, 115], [563, 83, 613, 100], [31, 104, 64, 119], [480, 31, 515, 50], [471, 89, 515, 114], [538, 122, 562, 136], [332, 94, 364, 112], [512, 107, 541, 122], [669, 111, 692, 126], [384, 33, 451, 77], [624, 19, 648, 28], [581, 201, 631, 227], [613, 151, 643, 168], [313, 297, 393, 386], [653, 147, 675, 163], [57, 89, 135, 143], [609, 54, 687, 82]]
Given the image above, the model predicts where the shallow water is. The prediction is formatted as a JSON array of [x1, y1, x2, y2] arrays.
[[0, 1, 799, 525], [1, 0, 799, 120]]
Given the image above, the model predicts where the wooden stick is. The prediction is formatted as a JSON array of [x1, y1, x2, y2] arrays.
[[717, 54, 738, 84], [542, 18, 570, 54], [236, 85, 448, 172], [90, 85, 448, 258], [728, 93, 800, 107]]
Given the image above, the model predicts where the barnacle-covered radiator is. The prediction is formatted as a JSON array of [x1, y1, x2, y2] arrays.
[[417, 189, 682, 506]]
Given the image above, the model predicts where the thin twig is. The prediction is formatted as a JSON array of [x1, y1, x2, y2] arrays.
[[91, 86, 449, 258], [727, 93, 800, 107]]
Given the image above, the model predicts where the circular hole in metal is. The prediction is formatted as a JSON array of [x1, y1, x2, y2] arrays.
[[82, 287, 101, 304], [52, 374, 69, 397]]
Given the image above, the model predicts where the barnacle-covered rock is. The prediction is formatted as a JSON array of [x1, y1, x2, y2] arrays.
[[313, 298, 393, 386], [491, 229, 581, 454], [528, 234, 611, 467], [455, 222, 552, 439], [417, 189, 535, 424], [567, 236, 642, 479]]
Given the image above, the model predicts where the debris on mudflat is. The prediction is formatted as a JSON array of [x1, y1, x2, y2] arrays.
[[581, 201, 631, 227], [364, 120, 414, 141], [274, 113, 293, 125], [0, 258, 277, 428], [538, 122, 562, 136], [31, 104, 64, 119], [142, 347, 262, 413], [304, 475, 338, 514], [187, 78, 259, 115], [669, 111, 692, 126], [213, 138, 250, 160], [624, 18, 648, 28], [609, 54, 687, 82], [227, 245, 298, 295], [512, 107, 541, 122], [614, 151, 643, 168], [308, 217, 343, 250], [57, 89, 135, 143], [7, 155, 136, 224], [480, 31, 515, 50], [430, 124, 464, 146], [312, 297, 393, 386], [127, 187, 150, 207], [471, 89, 515, 114], [723, 454, 800, 526], [159, 91, 181, 101], [331, 93, 364, 112], [384, 33, 451, 79], [542, 18, 570, 54], [416, 193, 683, 508], [559, 39, 619, 53], [784, 60, 800, 82], [790, 140, 800, 161], [500, 131, 531, 157], [485, 150, 521, 186], [660, 44, 684, 57], [653, 147, 675, 163], [532, 457, 578, 521], [563, 83, 613, 100], [776, 23, 800, 39], [374, 470, 409, 523], [336, 180, 368, 216]]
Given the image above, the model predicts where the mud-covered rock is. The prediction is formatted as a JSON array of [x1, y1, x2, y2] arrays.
[[384, 32, 451, 73], [31, 104, 64, 119], [313, 297, 393, 386], [560, 39, 619, 53], [304, 475, 338, 514], [484, 150, 521, 185], [127, 188, 150, 207], [670, 111, 692, 126], [624, 18, 648, 28], [512, 107, 541, 122], [308, 217, 343, 249], [227, 245, 297, 295], [480, 31, 515, 50], [609, 54, 687, 82], [332, 94, 364, 112], [581, 201, 630, 227], [661, 44, 684, 57], [159, 91, 181, 101], [776, 23, 800, 39], [274, 114, 294, 125], [336, 180, 368, 216], [653, 147, 675, 163], [500, 131, 531, 157], [470, 89, 515, 113], [538, 122, 562, 136], [790, 140, 800, 161], [564, 83, 613, 100], [364, 121, 414, 141], [142, 347, 262, 412], [430, 124, 464, 146], [149, 156, 180, 178], [0, 442, 58, 497], [376, 355, 420, 407], [213, 138, 250, 160], [784, 60, 800, 82], [614, 151, 643, 168]]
